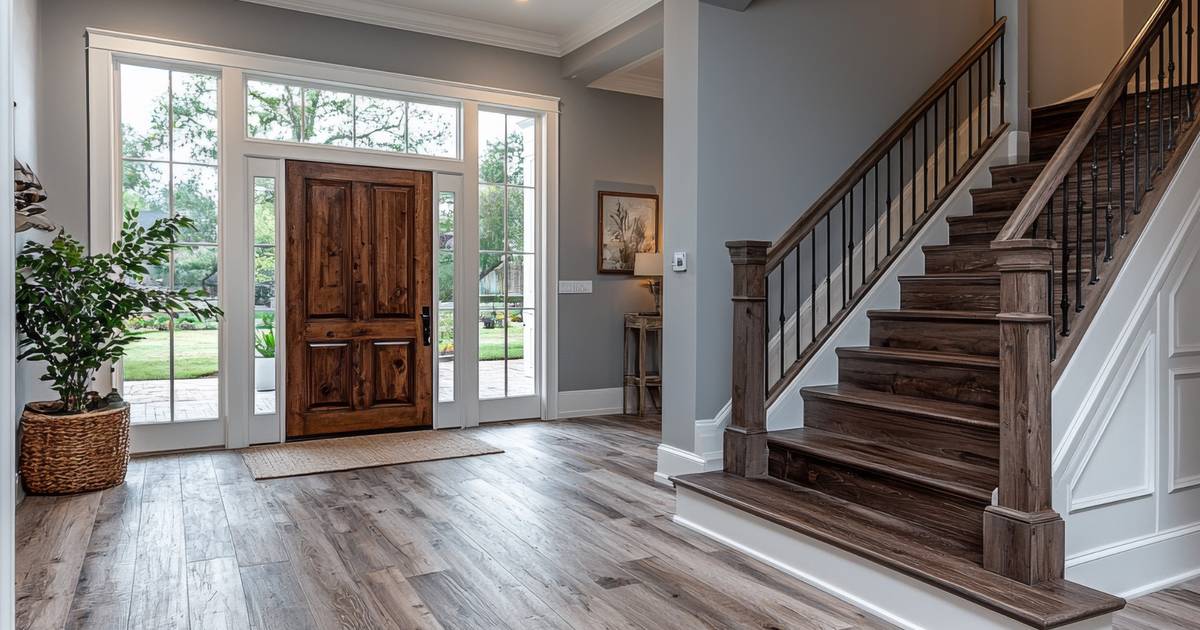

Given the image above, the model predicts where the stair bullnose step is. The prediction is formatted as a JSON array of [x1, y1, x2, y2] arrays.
[[766, 427, 996, 503], [801, 383, 999, 430], [671, 472, 1126, 629]]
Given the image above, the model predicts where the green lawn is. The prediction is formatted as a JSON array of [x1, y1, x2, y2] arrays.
[[123, 322, 524, 380], [123, 330, 219, 381], [479, 322, 524, 361]]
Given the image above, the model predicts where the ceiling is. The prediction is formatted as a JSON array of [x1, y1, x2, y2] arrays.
[[590, 50, 663, 99], [241, 0, 662, 57]]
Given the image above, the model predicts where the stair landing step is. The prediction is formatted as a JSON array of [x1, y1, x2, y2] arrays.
[[672, 472, 1126, 629], [802, 383, 1000, 430], [767, 427, 996, 503]]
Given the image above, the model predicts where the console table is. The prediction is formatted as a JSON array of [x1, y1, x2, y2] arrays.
[[623, 313, 662, 416]]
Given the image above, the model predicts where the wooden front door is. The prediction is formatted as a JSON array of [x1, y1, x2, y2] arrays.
[[285, 161, 433, 438]]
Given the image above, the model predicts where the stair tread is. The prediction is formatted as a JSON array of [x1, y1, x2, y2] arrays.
[[837, 345, 1000, 369], [768, 426, 996, 502], [673, 472, 1126, 629], [802, 383, 999, 429], [901, 272, 1000, 283], [868, 308, 999, 321]]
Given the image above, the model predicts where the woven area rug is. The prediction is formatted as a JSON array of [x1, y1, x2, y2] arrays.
[[241, 431, 503, 479]]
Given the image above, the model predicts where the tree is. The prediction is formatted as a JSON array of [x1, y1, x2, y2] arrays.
[[478, 131, 527, 300]]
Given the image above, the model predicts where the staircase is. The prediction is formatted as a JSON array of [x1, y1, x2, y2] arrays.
[[675, 2, 1200, 627]]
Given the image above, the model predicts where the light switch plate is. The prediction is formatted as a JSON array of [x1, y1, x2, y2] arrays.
[[672, 251, 688, 272], [558, 280, 593, 294]]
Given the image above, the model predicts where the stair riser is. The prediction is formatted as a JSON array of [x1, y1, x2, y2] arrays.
[[870, 317, 1000, 356], [950, 214, 1101, 242], [767, 446, 987, 556], [924, 248, 1096, 273], [838, 353, 1000, 407], [803, 395, 999, 466], [900, 280, 999, 312], [972, 189, 1137, 214]]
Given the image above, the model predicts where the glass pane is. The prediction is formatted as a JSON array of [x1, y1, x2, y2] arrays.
[[407, 101, 458, 157], [506, 114, 536, 187], [478, 308, 505, 400], [254, 177, 277, 246], [254, 310, 277, 414], [478, 110, 506, 184], [479, 259, 505, 313], [438, 309, 454, 403], [173, 245, 219, 298], [479, 184, 505, 252], [354, 94, 406, 152], [123, 161, 170, 228], [304, 87, 354, 147], [171, 71, 218, 164], [505, 254, 534, 311], [507, 310, 535, 397], [120, 65, 170, 160], [174, 164, 219, 243], [506, 187, 535, 254], [123, 315, 172, 425], [438, 192, 455, 252], [247, 80, 302, 142], [173, 315, 219, 421]]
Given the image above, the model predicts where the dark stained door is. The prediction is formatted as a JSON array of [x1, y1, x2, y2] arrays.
[[285, 161, 433, 438]]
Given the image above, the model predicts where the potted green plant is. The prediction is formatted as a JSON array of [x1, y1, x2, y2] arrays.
[[254, 322, 276, 392], [15, 208, 221, 495]]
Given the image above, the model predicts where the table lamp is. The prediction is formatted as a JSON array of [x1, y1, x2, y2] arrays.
[[634, 252, 663, 315]]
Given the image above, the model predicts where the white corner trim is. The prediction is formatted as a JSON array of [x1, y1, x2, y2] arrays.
[[654, 443, 722, 486], [556, 387, 623, 419], [674, 487, 1114, 630], [238, 0, 660, 58], [239, 0, 562, 56]]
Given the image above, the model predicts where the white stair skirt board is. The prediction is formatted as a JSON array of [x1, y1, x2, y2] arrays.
[[654, 443, 723, 486], [674, 487, 1114, 630]]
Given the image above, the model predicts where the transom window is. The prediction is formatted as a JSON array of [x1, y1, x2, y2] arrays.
[[245, 77, 460, 158]]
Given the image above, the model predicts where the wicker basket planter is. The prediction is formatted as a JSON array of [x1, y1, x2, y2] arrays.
[[19, 401, 131, 495]]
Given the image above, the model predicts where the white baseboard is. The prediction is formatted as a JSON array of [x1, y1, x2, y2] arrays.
[[1067, 522, 1200, 599], [653, 443, 722, 486], [674, 486, 1113, 630], [556, 387, 624, 419]]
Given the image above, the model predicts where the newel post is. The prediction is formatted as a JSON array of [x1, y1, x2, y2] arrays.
[[725, 240, 771, 477], [984, 239, 1065, 585]]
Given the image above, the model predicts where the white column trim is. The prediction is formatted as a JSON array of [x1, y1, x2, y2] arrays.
[[1, 0, 17, 626]]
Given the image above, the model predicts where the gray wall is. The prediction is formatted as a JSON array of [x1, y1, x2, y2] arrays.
[[30, 0, 662, 400], [685, 0, 994, 424]]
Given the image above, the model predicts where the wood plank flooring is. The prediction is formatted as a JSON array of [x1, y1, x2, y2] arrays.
[[13, 414, 1196, 629], [14, 415, 893, 630]]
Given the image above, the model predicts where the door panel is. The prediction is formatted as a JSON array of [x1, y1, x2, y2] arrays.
[[286, 161, 433, 438]]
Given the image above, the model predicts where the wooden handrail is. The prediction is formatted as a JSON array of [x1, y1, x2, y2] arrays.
[[766, 17, 1006, 269], [994, 0, 1177, 242]]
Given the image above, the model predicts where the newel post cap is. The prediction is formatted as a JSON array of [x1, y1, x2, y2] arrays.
[[726, 240, 771, 265], [990, 238, 1055, 271]]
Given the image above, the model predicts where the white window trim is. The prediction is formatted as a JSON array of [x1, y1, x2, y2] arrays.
[[1, 0, 18, 626], [87, 30, 561, 450]]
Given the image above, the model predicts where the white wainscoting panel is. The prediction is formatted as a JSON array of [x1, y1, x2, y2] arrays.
[[1054, 127, 1200, 597]]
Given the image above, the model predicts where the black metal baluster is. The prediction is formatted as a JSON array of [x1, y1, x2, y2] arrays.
[[978, 55, 984, 149], [1169, 15, 1177, 149], [795, 243, 801, 357], [841, 197, 848, 308], [860, 176, 866, 291], [987, 45, 993, 135], [1091, 141, 1099, 284], [1105, 111, 1114, 262], [934, 98, 941, 196], [924, 111, 930, 215], [825, 215, 831, 329], [1146, 54, 1154, 191], [968, 63, 975, 158], [1061, 180, 1071, 335], [1160, 32, 1167, 173], [946, 89, 952, 186], [1189, 0, 1195, 120], [810, 229, 816, 344], [779, 256, 786, 376], [879, 156, 885, 266], [764, 271, 771, 390], [1048, 266, 1057, 359], [953, 82, 959, 174], [1135, 65, 1143, 207], [1121, 85, 1129, 237], [1076, 162, 1085, 311], [1000, 34, 1007, 126], [911, 123, 917, 226], [1048, 189, 1055, 240]]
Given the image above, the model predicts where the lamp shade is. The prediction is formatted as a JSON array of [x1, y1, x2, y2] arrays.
[[634, 252, 663, 277]]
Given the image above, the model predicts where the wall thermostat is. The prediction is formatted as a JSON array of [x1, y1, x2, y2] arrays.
[[672, 251, 687, 272]]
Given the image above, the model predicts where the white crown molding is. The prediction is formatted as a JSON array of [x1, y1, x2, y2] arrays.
[[240, 0, 661, 58], [560, 0, 662, 55]]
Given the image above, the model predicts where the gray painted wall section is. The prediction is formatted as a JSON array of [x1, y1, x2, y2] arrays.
[[683, 0, 994, 428], [30, 0, 662, 400]]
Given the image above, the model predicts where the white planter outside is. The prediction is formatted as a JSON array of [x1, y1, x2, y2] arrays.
[[255, 356, 276, 392]]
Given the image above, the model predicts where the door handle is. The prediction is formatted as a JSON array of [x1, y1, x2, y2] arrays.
[[421, 306, 432, 346]]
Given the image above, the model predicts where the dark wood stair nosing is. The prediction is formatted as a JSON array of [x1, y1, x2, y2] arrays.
[[672, 472, 1126, 629]]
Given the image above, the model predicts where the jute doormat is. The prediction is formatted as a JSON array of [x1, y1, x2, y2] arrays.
[[241, 431, 503, 479]]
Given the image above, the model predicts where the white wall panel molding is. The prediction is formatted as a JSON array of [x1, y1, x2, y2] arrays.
[[1066, 329, 1157, 513], [1169, 368, 1200, 493], [1168, 244, 1200, 356]]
